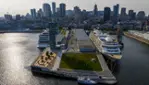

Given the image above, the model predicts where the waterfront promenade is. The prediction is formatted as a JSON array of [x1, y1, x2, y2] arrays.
[[124, 31, 149, 45]]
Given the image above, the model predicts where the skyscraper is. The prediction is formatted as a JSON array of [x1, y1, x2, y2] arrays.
[[132, 12, 136, 20], [56, 7, 60, 16], [128, 10, 134, 20], [52, 2, 56, 15], [120, 7, 127, 21], [137, 11, 145, 20], [16, 14, 21, 20], [104, 7, 111, 22], [4, 14, 13, 20], [74, 6, 82, 22], [43, 3, 52, 17], [113, 4, 119, 23], [93, 4, 98, 16], [60, 3, 66, 17], [30, 9, 36, 19], [121, 8, 126, 16], [37, 8, 43, 18]]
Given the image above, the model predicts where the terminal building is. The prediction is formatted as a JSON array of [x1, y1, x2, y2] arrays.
[[75, 29, 96, 52], [49, 23, 58, 49], [55, 30, 69, 49], [48, 22, 69, 49]]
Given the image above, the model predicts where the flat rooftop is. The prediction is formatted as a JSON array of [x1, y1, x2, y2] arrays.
[[75, 29, 96, 49], [75, 29, 90, 41]]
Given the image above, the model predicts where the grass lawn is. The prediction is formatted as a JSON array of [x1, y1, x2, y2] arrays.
[[60, 53, 103, 71]]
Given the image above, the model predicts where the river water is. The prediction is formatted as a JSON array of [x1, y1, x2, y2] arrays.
[[0, 33, 149, 85]]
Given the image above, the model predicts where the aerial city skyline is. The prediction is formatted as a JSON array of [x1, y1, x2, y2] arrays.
[[2, 2, 147, 21], [0, 0, 149, 16]]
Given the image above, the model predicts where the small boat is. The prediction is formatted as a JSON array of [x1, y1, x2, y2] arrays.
[[77, 77, 97, 85]]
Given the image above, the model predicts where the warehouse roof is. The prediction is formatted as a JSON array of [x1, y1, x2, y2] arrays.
[[75, 29, 89, 41]]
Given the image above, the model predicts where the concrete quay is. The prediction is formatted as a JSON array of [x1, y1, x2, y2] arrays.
[[124, 32, 149, 45]]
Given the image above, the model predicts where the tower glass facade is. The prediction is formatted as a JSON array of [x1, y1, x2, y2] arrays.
[[60, 3, 66, 17], [104, 7, 111, 22], [43, 3, 52, 17], [52, 2, 56, 15]]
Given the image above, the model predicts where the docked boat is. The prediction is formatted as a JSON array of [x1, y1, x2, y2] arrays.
[[93, 30, 122, 61], [77, 77, 97, 85], [37, 30, 50, 48]]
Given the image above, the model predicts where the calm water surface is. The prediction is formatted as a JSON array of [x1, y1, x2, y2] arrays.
[[0, 33, 149, 85]]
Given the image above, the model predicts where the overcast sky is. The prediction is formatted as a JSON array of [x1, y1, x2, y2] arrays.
[[0, 0, 149, 16]]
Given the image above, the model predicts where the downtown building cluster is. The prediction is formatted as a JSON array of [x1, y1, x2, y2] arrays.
[[1, 3, 149, 31]]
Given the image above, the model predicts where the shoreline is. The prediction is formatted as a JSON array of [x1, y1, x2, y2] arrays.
[[124, 32, 149, 45]]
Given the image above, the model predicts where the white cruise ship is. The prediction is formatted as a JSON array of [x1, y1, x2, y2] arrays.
[[93, 30, 122, 61], [37, 30, 50, 48]]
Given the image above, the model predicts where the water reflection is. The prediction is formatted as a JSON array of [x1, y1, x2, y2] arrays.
[[0, 34, 149, 85]]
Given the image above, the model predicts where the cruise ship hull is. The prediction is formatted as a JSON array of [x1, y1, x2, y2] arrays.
[[37, 44, 49, 49], [102, 53, 122, 61]]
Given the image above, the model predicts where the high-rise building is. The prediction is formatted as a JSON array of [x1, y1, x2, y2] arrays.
[[121, 8, 126, 16], [120, 7, 127, 21], [128, 10, 134, 20], [30, 9, 36, 19], [74, 6, 82, 22], [113, 4, 119, 23], [137, 11, 145, 20], [25, 13, 32, 19], [104, 7, 111, 22], [66, 10, 73, 16], [52, 2, 56, 15], [16, 14, 21, 20], [60, 3, 66, 17], [93, 4, 98, 16], [37, 8, 43, 18], [43, 3, 52, 17], [132, 12, 136, 20], [74, 6, 81, 14], [4, 14, 13, 20], [56, 7, 60, 16]]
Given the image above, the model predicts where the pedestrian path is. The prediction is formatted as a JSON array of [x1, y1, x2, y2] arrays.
[[52, 51, 62, 71]]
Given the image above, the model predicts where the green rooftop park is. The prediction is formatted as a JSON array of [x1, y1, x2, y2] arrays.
[[60, 53, 103, 72]]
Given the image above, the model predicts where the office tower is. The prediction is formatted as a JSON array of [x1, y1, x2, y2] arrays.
[[120, 7, 127, 21], [137, 11, 145, 20], [60, 3, 66, 17], [43, 3, 52, 17], [121, 8, 126, 16], [52, 2, 56, 15], [4, 14, 13, 20], [113, 4, 119, 23], [37, 8, 43, 18], [30, 9, 36, 19], [104, 7, 111, 22], [74, 6, 82, 22], [128, 10, 134, 20], [16, 14, 21, 20], [93, 4, 98, 16], [132, 12, 136, 20]]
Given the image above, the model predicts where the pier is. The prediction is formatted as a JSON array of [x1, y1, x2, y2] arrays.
[[31, 29, 117, 84]]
